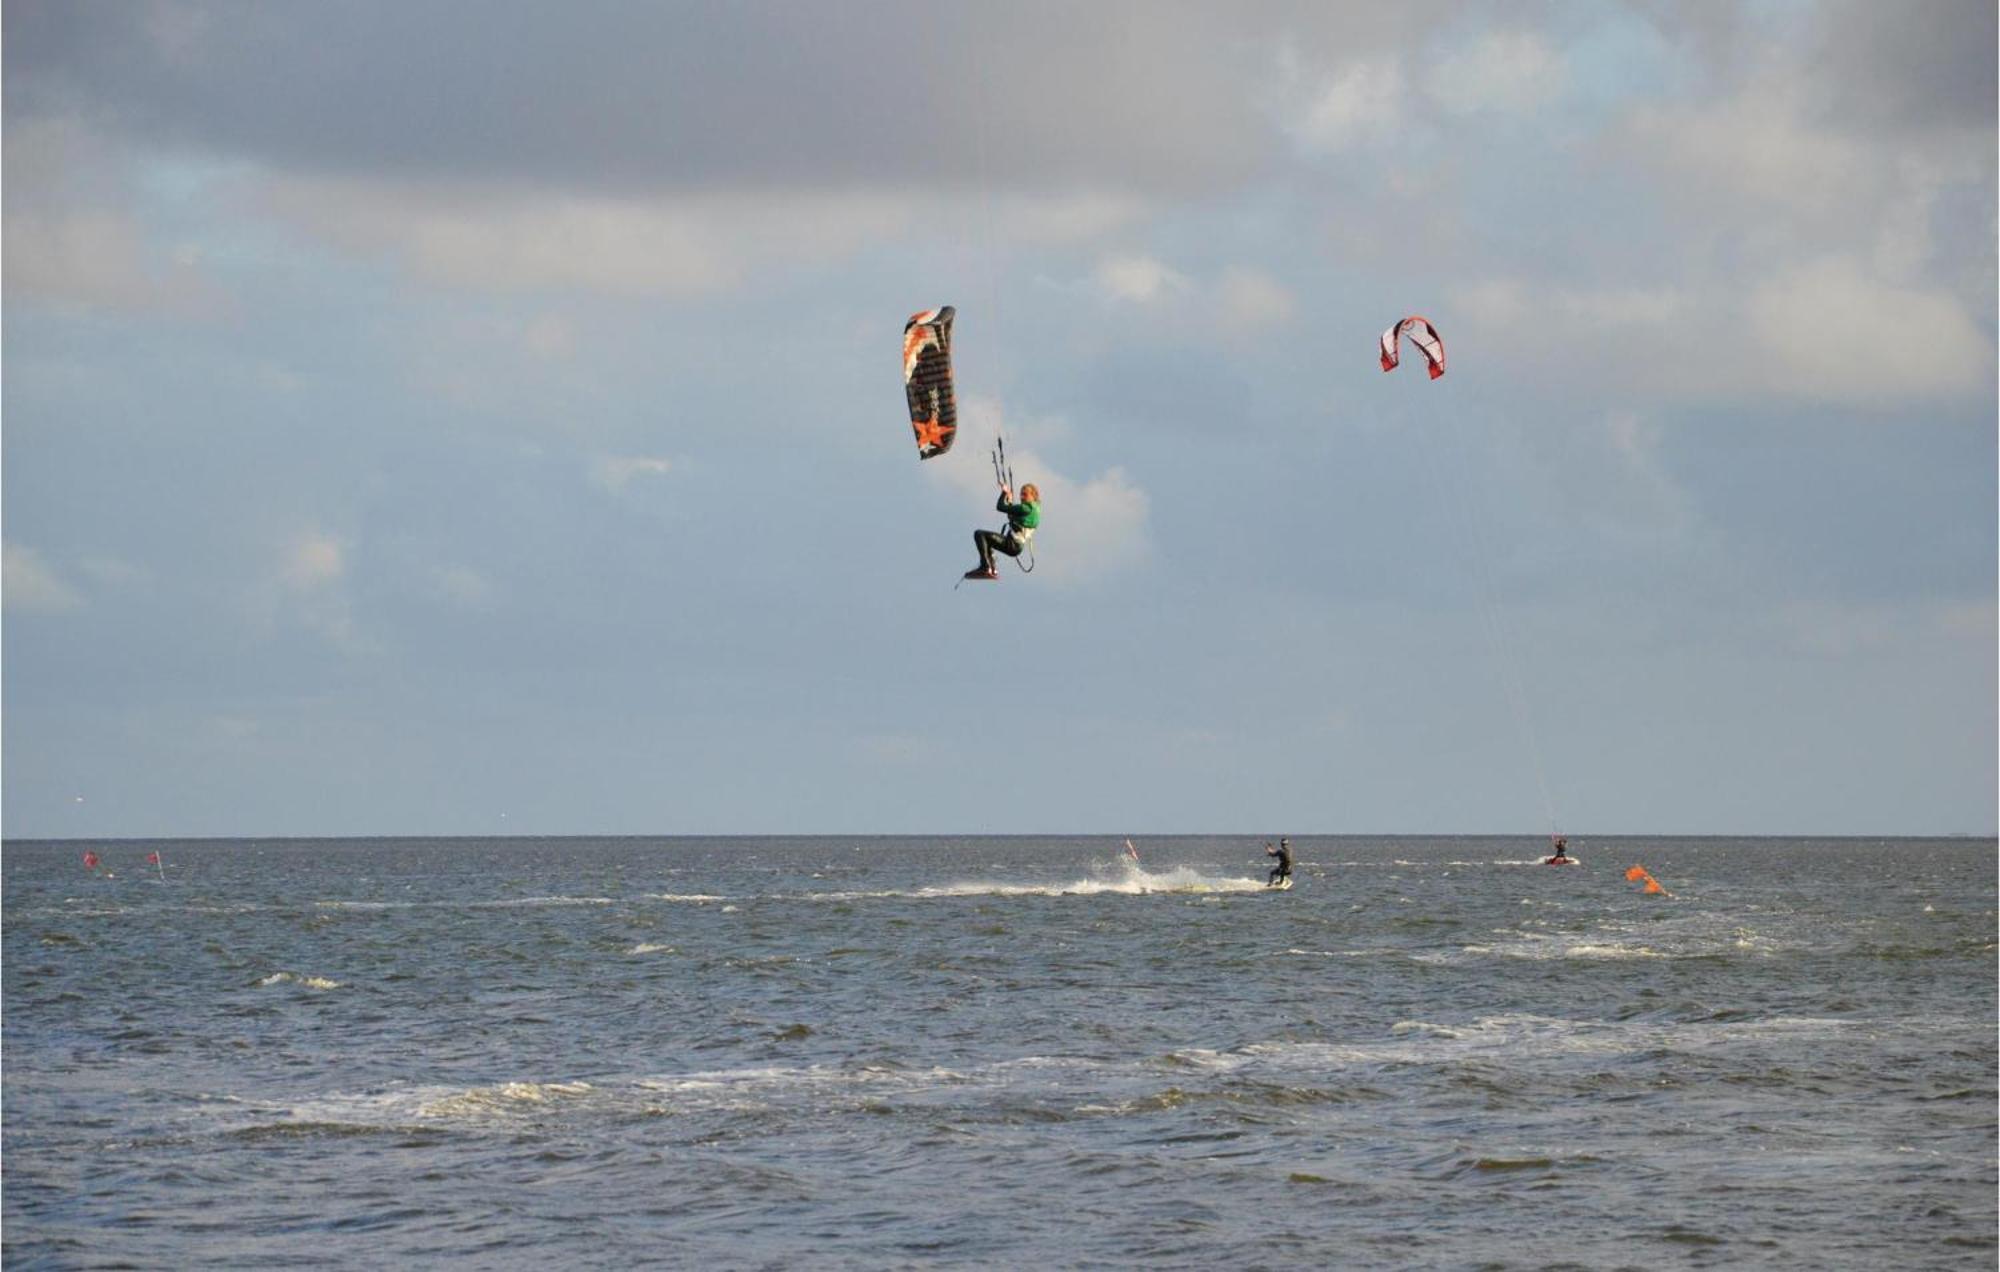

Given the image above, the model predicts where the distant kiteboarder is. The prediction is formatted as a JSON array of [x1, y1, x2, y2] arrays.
[[1543, 836, 1574, 866], [1265, 838, 1293, 888]]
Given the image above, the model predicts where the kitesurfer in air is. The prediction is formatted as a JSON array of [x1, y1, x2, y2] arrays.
[[964, 483, 1039, 580], [1266, 837, 1293, 887]]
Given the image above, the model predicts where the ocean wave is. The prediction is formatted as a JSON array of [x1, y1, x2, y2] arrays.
[[253, 972, 343, 990], [804, 868, 1273, 901], [418, 1081, 594, 1119], [314, 895, 614, 912]]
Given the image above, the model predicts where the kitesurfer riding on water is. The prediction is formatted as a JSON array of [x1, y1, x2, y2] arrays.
[[1266, 837, 1293, 887], [965, 483, 1039, 581]]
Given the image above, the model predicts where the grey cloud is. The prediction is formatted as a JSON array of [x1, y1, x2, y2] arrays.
[[1808, 0, 1996, 131], [5, 0, 1278, 196]]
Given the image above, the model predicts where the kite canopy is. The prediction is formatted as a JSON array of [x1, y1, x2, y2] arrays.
[[903, 306, 958, 459], [1381, 315, 1446, 380]]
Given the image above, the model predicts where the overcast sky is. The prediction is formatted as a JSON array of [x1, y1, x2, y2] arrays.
[[5, 1, 1994, 838]]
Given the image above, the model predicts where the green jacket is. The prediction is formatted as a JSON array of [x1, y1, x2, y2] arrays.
[[998, 492, 1040, 534]]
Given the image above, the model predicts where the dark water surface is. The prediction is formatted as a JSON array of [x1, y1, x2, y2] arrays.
[[4, 836, 1994, 1268]]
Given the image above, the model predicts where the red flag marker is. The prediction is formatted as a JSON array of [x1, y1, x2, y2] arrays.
[[1625, 865, 1672, 897]]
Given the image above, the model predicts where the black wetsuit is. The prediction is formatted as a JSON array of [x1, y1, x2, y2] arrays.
[[1267, 843, 1293, 885]]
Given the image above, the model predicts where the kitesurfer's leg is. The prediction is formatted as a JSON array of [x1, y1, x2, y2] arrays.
[[968, 529, 1004, 579], [973, 529, 1023, 575]]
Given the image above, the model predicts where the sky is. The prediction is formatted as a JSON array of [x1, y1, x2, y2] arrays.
[[4, 0, 1994, 839]]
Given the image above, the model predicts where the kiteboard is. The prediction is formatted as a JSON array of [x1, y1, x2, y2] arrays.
[[1266, 877, 1293, 891], [1539, 855, 1579, 866]]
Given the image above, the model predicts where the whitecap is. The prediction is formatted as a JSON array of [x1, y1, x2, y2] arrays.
[[419, 1080, 594, 1119], [804, 865, 1269, 901], [254, 972, 343, 989]]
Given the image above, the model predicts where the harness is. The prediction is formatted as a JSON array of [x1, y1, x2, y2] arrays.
[[997, 522, 1035, 572]]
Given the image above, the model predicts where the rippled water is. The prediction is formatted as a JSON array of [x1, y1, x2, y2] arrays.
[[4, 836, 1994, 1268]]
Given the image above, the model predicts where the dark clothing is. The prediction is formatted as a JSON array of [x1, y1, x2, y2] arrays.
[[974, 527, 1025, 572], [1266, 843, 1293, 884]]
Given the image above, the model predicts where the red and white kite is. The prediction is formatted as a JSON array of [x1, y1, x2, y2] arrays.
[[1381, 316, 1446, 380]]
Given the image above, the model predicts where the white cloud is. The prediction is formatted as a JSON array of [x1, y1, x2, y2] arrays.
[[6, 207, 152, 308], [1458, 278, 1689, 331], [1745, 257, 1990, 402], [256, 171, 1152, 298], [4, 199, 222, 317], [1216, 267, 1297, 327], [269, 532, 371, 652], [1595, 411, 1692, 539], [2, 119, 223, 315], [1036, 463, 1151, 583], [1453, 262, 1986, 407], [432, 565, 497, 609], [3, 545, 84, 613], [1455, 278, 1530, 329], [1624, 77, 1865, 216], [985, 191, 1149, 245], [1559, 287, 1690, 328], [592, 455, 673, 492], [284, 533, 346, 590], [1772, 599, 2000, 659], [262, 178, 923, 297], [78, 555, 151, 591], [1425, 32, 1567, 115], [523, 314, 579, 359], [259, 173, 1156, 299], [1094, 254, 1190, 304], [1291, 58, 1407, 153]]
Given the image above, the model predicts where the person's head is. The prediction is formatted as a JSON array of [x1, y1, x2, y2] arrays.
[[1020, 483, 1040, 504], [1281, 837, 1289, 847]]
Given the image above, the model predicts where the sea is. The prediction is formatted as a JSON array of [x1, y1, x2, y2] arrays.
[[3, 836, 1994, 1269]]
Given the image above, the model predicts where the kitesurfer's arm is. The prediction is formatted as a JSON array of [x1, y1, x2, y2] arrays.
[[994, 486, 1041, 532]]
